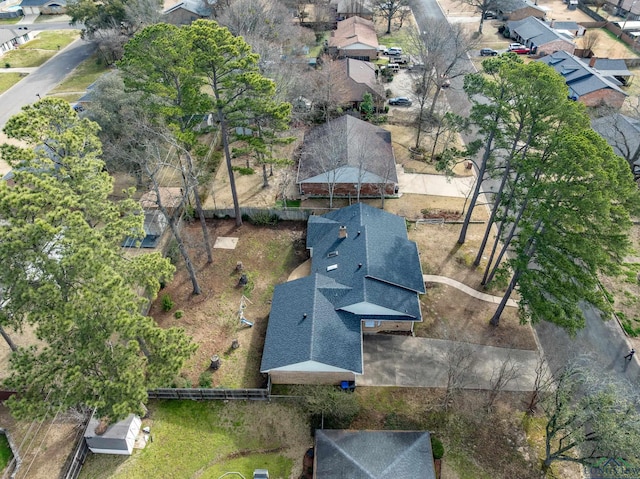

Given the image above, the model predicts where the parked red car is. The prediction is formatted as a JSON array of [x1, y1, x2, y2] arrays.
[[509, 46, 530, 54]]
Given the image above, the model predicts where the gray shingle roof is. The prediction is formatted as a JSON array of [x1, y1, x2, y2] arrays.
[[592, 113, 640, 174], [261, 203, 424, 374], [551, 21, 579, 30], [0, 29, 25, 45], [499, 0, 545, 14], [579, 58, 632, 77], [163, 0, 210, 16], [298, 115, 397, 185], [537, 50, 626, 98], [315, 430, 437, 479], [508, 16, 575, 48], [19, 0, 65, 6], [260, 274, 363, 373]]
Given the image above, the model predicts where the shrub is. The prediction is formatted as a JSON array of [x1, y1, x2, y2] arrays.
[[431, 436, 445, 459], [231, 166, 255, 175], [174, 310, 183, 319], [198, 372, 213, 388], [162, 294, 174, 312], [171, 375, 191, 388], [248, 211, 279, 226], [165, 239, 180, 265], [4, 63, 10, 69]]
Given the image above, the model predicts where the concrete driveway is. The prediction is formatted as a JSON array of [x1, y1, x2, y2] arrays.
[[397, 165, 474, 197], [358, 334, 542, 390]]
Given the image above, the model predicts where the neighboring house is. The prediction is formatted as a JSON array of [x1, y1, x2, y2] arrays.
[[314, 430, 437, 479], [549, 20, 585, 37], [330, 0, 373, 20], [334, 57, 385, 108], [260, 203, 425, 385], [122, 187, 181, 248], [580, 57, 633, 86], [0, 28, 32, 56], [591, 113, 640, 178], [84, 414, 142, 455], [19, 0, 66, 15], [162, 0, 210, 25], [297, 115, 398, 198], [507, 16, 576, 56], [328, 16, 378, 61], [538, 50, 628, 108], [498, 0, 545, 20]]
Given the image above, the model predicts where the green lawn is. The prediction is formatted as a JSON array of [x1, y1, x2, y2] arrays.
[[21, 30, 78, 51], [0, 72, 27, 94], [0, 434, 12, 471], [78, 401, 309, 479], [49, 54, 109, 94], [377, 29, 412, 53], [0, 17, 20, 25], [1, 49, 55, 68]]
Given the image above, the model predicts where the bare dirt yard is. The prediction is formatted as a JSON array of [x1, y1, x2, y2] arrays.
[[151, 219, 308, 388], [0, 405, 82, 479]]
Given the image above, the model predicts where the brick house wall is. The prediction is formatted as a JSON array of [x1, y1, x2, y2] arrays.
[[338, 47, 377, 61], [301, 182, 397, 197], [506, 7, 545, 20], [537, 39, 576, 56], [269, 371, 356, 385], [579, 89, 626, 108], [362, 320, 414, 334]]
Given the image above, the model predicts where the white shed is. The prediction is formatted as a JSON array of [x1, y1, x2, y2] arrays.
[[84, 414, 142, 455]]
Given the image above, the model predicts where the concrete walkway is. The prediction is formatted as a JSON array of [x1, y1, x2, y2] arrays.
[[358, 335, 541, 390], [424, 275, 519, 307]]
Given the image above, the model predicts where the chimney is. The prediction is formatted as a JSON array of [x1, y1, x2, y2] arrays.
[[339, 225, 348, 239], [589, 56, 597, 68]]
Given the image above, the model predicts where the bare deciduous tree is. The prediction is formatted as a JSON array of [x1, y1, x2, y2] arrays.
[[527, 352, 552, 415], [442, 342, 475, 410], [458, 0, 500, 34], [486, 355, 521, 410], [408, 21, 477, 149], [371, 0, 408, 34], [581, 29, 600, 56]]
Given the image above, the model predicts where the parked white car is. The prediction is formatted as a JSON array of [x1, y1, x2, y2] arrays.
[[385, 47, 403, 56]]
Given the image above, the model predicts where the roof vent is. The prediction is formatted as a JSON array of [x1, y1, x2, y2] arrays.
[[328, 251, 339, 258], [339, 225, 348, 239], [358, 263, 362, 269], [327, 264, 338, 271]]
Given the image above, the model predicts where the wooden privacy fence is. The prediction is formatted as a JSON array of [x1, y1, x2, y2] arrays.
[[147, 387, 270, 400]]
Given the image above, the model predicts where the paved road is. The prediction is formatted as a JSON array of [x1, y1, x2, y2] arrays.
[[535, 304, 639, 384], [0, 22, 77, 31], [0, 38, 96, 131]]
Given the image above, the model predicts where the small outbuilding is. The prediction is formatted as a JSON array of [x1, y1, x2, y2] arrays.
[[84, 414, 142, 455]]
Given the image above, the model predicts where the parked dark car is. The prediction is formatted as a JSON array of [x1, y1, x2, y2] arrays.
[[480, 48, 498, 56], [483, 10, 497, 19], [388, 97, 412, 106]]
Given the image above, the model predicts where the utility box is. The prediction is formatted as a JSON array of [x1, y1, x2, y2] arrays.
[[253, 470, 269, 479]]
